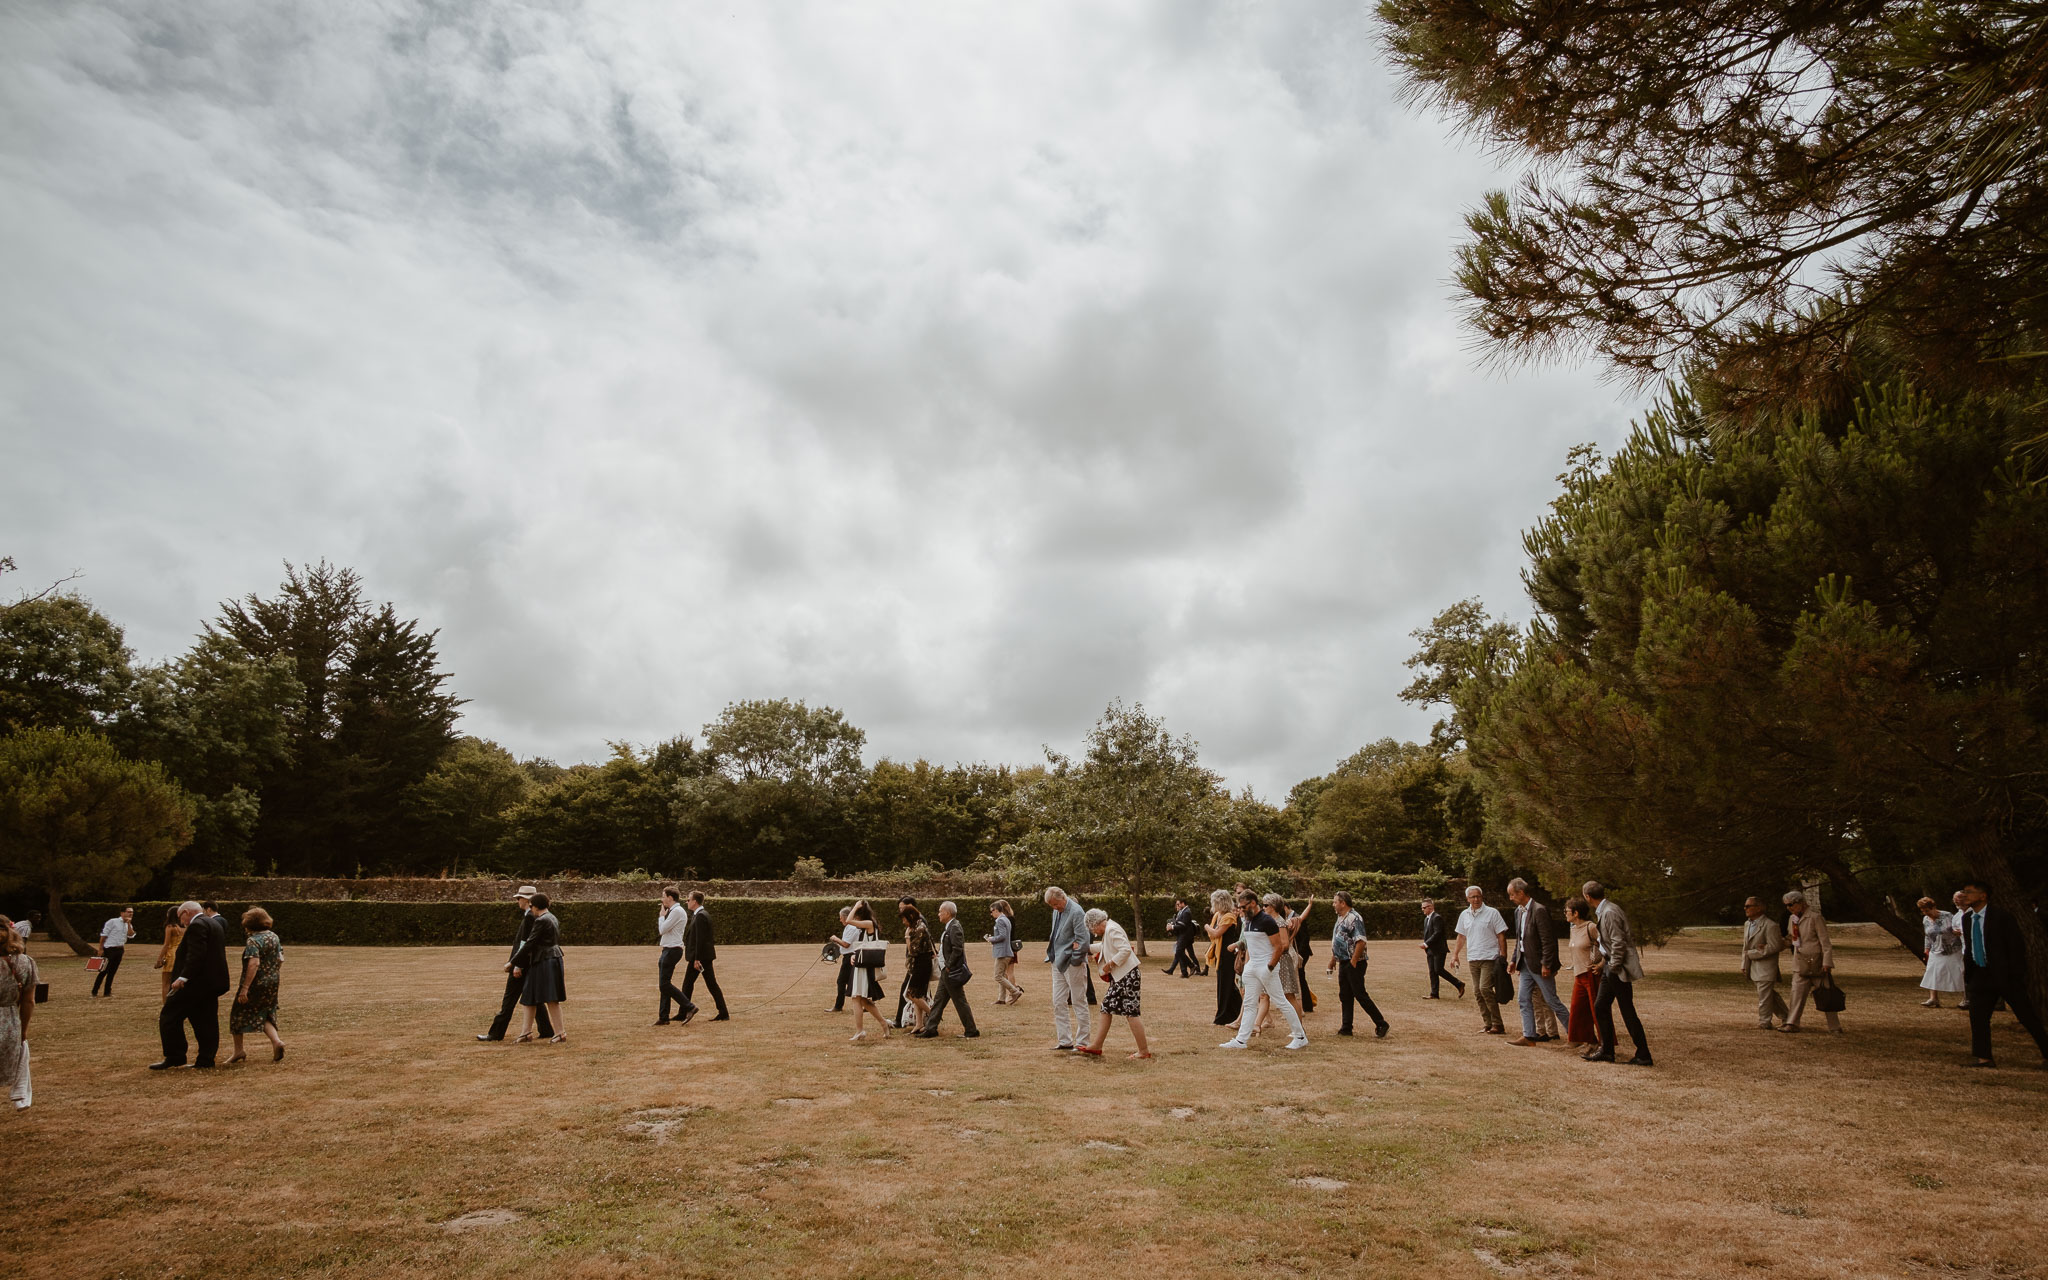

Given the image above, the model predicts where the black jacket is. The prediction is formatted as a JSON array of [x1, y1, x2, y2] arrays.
[[1512, 900, 1561, 974], [173, 914, 231, 997], [507, 908, 538, 960], [938, 917, 969, 979], [1964, 904, 2029, 985], [508, 911, 560, 969], [684, 908, 716, 964], [1170, 906, 1197, 940], [1421, 912, 1448, 953]]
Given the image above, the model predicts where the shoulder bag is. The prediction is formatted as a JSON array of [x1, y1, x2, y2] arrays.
[[1813, 974, 1847, 1013]]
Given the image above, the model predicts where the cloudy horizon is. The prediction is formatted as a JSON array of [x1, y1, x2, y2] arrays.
[[3, 0, 1641, 798]]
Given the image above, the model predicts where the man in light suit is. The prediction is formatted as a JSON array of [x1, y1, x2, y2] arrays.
[[1582, 881, 1651, 1066], [917, 901, 979, 1039], [682, 891, 728, 1021], [1781, 890, 1838, 1033], [1044, 886, 1091, 1050], [1740, 895, 1788, 1029]]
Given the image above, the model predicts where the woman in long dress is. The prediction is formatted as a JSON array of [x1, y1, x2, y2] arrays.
[[1206, 890, 1241, 1026], [834, 900, 891, 1042], [510, 893, 568, 1044], [0, 915, 36, 1112], [1563, 898, 1601, 1050], [228, 907, 286, 1064], [900, 904, 935, 1032], [152, 905, 185, 1001], [1917, 896, 1965, 1007]]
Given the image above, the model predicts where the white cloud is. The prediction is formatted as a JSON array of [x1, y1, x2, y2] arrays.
[[0, 0, 1638, 795]]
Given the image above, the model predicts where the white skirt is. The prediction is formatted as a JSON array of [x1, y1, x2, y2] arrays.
[[848, 965, 883, 1001], [1921, 950, 1965, 993]]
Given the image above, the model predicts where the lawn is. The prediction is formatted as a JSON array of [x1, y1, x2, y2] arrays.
[[10, 925, 2043, 1279]]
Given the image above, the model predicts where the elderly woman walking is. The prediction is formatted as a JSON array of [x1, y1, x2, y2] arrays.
[[1918, 896, 1965, 1008], [0, 916, 35, 1111], [227, 907, 286, 1064], [1078, 909, 1151, 1060]]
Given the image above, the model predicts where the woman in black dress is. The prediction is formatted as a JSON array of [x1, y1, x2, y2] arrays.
[[510, 893, 567, 1044], [1206, 889, 1242, 1026], [900, 903, 935, 1033]]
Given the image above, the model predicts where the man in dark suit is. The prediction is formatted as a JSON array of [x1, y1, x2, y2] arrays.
[[1959, 879, 2048, 1068], [152, 900, 230, 1069], [682, 891, 729, 1021], [1165, 896, 1203, 977], [1507, 878, 1569, 1044], [1419, 898, 1464, 998], [917, 901, 980, 1038], [479, 886, 552, 1041]]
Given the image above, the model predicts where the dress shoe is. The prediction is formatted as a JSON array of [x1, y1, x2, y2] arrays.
[[652, 1020, 670, 1027], [1624, 1053, 1654, 1067], [962, 1030, 979, 1038], [1532, 1034, 1555, 1042], [1581, 1050, 1616, 1063], [1375, 1023, 1390, 1038], [679, 1007, 698, 1025], [913, 1030, 938, 1039], [191, 1062, 215, 1070], [1054, 1043, 1073, 1051], [1507, 1036, 1535, 1046], [148, 1060, 183, 1071], [1336, 1028, 1354, 1036], [476, 1034, 497, 1041], [710, 1013, 730, 1022], [1965, 1058, 1997, 1068]]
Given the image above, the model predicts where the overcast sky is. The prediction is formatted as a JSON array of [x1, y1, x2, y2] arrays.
[[2, 0, 1639, 798]]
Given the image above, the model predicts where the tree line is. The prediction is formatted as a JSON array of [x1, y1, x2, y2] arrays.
[[0, 558, 1499, 950]]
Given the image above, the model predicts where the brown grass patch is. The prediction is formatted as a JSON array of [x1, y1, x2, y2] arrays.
[[8, 926, 2044, 1277]]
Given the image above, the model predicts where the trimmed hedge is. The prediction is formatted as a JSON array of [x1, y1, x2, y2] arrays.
[[65, 895, 1447, 948]]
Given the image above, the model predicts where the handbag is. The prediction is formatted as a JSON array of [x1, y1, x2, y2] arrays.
[[850, 942, 887, 969], [1814, 975, 1847, 1013]]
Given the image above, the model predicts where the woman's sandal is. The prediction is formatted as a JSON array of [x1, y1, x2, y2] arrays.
[[273, 1044, 286, 1062], [514, 1032, 535, 1043], [225, 1053, 247, 1065], [548, 1034, 568, 1044], [1127, 1051, 1154, 1060], [1075, 1046, 1103, 1056], [849, 1031, 869, 1043]]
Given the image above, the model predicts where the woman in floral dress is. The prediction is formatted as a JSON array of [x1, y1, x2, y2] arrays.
[[228, 907, 285, 1063]]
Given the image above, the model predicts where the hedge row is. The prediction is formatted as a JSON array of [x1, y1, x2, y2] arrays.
[[65, 896, 1452, 948]]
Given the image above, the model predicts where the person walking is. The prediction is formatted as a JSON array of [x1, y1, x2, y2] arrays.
[[986, 901, 1022, 1004], [1327, 891, 1389, 1038], [479, 887, 552, 1041], [832, 906, 856, 1011], [681, 891, 729, 1022], [153, 901, 229, 1070], [1206, 890, 1242, 1027], [898, 900, 935, 1033], [509, 893, 567, 1044], [1451, 886, 1508, 1034], [1506, 879, 1569, 1045], [1958, 879, 2048, 1068], [1420, 898, 1464, 998], [1952, 889, 1976, 1010], [1781, 890, 1839, 1034], [1289, 900, 1316, 1013], [1079, 908, 1151, 1059], [656, 887, 694, 1025], [1165, 896, 1202, 977], [1917, 896, 1965, 1009], [1044, 887, 1092, 1050], [833, 900, 892, 1042], [1740, 896, 1789, 1030], [1220, 889, 1307, 1051], [1583, 881, 1651, 1066], [153, 905, 186, 1002], [1563, 898, 1600, 1049], [227, 907, 285, 1064], [918, 902, 980, 1039], [91, 907, 134, 997], [0, 916, 36, 1111]]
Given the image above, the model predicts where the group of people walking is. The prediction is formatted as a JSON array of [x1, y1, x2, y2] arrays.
[[147, 900, 286, 1071]]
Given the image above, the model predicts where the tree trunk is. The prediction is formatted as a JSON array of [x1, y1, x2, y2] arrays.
[[1976, 838, 2048, 1044], [1128, 887, 1148, 957], [1814, 855, 1923, 958], [44, 887, 93, 956]]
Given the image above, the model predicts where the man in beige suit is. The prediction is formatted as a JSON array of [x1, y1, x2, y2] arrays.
[[1781, 890, 1839, 1033], [1740, 896, 1788, 1030]]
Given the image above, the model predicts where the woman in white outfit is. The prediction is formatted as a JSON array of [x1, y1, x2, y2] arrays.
[[1078, 909, 1151, 1060], [0, 915, 35, 1111], [833, 900, 892, 1042], [1917, 896, 1965, 1007]]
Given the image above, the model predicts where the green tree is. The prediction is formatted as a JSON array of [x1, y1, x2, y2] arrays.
[[0, 592, 135, 735], [1000, 701, 1230, 955], [0, 728, 194, 954], [856, 759, 1033, 871], [1291, 740, 1458, 875], [403, 736, 532, 875], [496, 744, 679, 877], [1378, 0, 2048, 405]]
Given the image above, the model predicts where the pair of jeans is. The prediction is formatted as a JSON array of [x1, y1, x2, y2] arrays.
[[1593, 970, 1649, 1057], [1335, 958, 1385, 1033], [1516, 967, 1569, 1037], [1230, 960, 1305, 1044], [657, 946, 692, 1022], [91, 946, 124, 995]]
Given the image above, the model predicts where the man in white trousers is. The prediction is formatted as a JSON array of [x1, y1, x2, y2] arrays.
[[1221, 888, 1307, 1050]]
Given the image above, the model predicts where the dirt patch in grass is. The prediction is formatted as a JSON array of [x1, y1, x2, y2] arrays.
[[9, 926, 2045, 1277]]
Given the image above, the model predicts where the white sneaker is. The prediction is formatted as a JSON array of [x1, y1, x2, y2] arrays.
[[1218, 1038, 1247, 1050], [1284, 1036, 1309, 1050]]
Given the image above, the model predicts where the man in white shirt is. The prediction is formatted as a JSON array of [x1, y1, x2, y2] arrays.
[[1451, 885, 1509, 1034], [655, 887, 695, 1026], [1220, 889, 1308, 1051], [91, 907, 135, 997]]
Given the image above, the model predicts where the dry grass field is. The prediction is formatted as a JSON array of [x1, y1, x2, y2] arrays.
[[8, 924, 2044, 1279]]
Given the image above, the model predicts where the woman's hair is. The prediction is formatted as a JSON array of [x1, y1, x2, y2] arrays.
[[241, 907, 273, 930], [1210, 889, 1232, 911], [530, 892, 550, 910], [164, 904, 183, 928], [0, 918, 18, 957], [1565, 897, 1590, 920], [1915, 896, 1938, 910], [899, 903, 924, 924], [1261, 892, 1285, 911], [1083, 908, 1108, 928], [850, 899, 874, 924], [991, 899, 1010, 915]]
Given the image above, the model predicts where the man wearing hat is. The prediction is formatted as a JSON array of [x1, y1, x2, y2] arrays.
[[479, 885, 554, 1041]]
